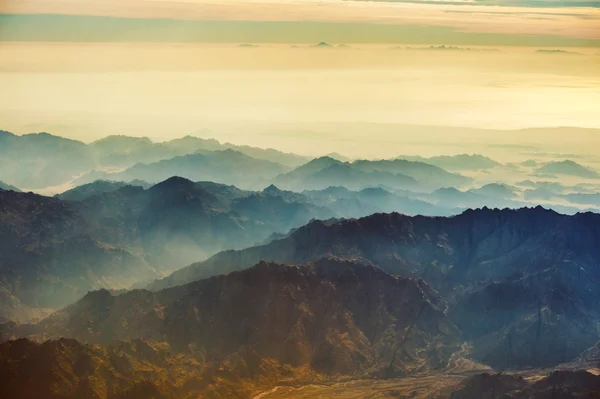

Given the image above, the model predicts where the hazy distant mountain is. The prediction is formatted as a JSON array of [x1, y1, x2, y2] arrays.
[[537, 160, 600, 179], [0, 130, 310, 190], [304, 186, 458, 218], [0, 181, 20, 192], [0, 178, 335, 320], [222, 142, 310, 167], [18, 259, 460, 378], [324, 152, 352, 162], [273, 157, 468, 191], [76, 176, 333, 269], [90, 135, 174, 167], [309, 163, 418, 190], [106, 150, 290, 189], [429, 187, 489, 208], [429, 185, 522, 209], [153, 207, 600, 369], [563, 193, 600, 207], [517, 180, 564, 191], [274, 157, 418, 190], [55, 180, 149, 201], [398, 154, 501, 170], [520, 159, 538, 167], [0, 189, 153, 321], [523, 187, 560, 202], [0, 130, 93, 189], [468, 183, 518, 199], [91, 134, 309, 168], [352, 159, 471, 189], [274, 156, 341, 180]]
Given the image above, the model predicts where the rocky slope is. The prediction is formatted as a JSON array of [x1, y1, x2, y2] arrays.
[[0, 337, 306, 399], [24, 259, 460, 377], [153, 207, 600, 369], [0, 178, 334, 321], [0, 189, 152, 321], [449, 370, 600, 399]]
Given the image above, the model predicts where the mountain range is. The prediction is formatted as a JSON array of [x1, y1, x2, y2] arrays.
[[0, 131, 308, 189], [0, 178, 335, 321], [1, 175, 473, 322], [89, 150, 290, 190], [5, 178, 600, 371], [15, 259, 459, 377], [272, 157, 471, 191], [3, 130, 600, 398], [2, 201, 600, 397], [3, 130, 600, 215], [537, 160, 600, 179], [397, 154, 501, 171], [151, 207, 600, 369]]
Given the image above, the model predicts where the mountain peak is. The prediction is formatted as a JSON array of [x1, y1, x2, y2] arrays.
[[149, 176, 195, 191], [0, 129, 16, 138], [309, 156, 341, 165], [262, 184, 282, 194]]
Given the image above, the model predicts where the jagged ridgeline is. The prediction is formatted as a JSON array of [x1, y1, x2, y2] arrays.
[[2, 130, 600, 398], [2, 205, 600, 397], [150, 207, 600, 370]]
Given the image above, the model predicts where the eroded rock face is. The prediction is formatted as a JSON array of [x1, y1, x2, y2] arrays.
[[155, 207, 600, 369], [0, 337, 298, 399], [450, 370, 600, 399], [0, 178, 334, 320], [17, 259, 460, 377]]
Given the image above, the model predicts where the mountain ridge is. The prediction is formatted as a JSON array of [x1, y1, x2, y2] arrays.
[[149, 206, 600, 369], [7, 258, 460, 379]]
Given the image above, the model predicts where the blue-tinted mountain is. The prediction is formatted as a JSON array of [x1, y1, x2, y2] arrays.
[[0, 130, 93, 189], [153, 207, 600, 369], [352, 159, 470, 189], [398, 154, 501, 170], [0, 181, 20, 192], [55, 180, 149, 201], [537, 160, 600, 179], [0, 178, 335, 321], [0, 189, 153, 321], [564, 193, 600, 207], [92, 134, 309, 168], [0, 130, 309, 190], [304, 186, 458, 218], [468, 183, 518, 199], [100, 150, 290, 189], [273, 156, 465, 191]]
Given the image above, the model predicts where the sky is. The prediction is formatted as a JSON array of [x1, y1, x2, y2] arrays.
[[0, 0, 598, 157], [1, 0, 599, 43]]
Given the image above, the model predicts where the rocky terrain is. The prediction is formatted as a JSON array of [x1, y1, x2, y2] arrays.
[[2, 205, 600, 397], [4, 259, 460, 377], [0, 178, 333, 320], [153, 207, 600, 370], [2, 129, 600, 398], [0, 337, 313, 399], [450, 370, 600, 399]]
